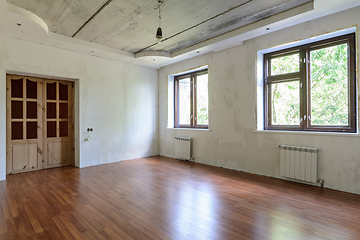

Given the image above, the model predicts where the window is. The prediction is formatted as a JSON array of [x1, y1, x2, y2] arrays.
[[174, 69, 208, 128], [264, 33, 356, 132]]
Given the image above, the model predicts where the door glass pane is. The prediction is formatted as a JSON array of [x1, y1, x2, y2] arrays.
[[11, 122, 23, 140], [26, 122, 37, 139], [178, 78, 191, 125], [47, 121, 56, 138], [47, 83, 56, 100], [60, 121, 68, 137], [47, 102, 56, 119], [310, 43, 348, 125], [11, 101, 23, 119], [26, 80, 37, 99], [271, 53, 300, 75], [11, 79, 23, 98], [270, 81, 300, 125], [59, 83, 68, 101], [27, 102, 37, 119], [196, 74, 208, 125], [59, 103, 68, 119]]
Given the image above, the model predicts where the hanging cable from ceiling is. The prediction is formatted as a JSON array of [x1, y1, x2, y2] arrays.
[[154, 0, 164, 42], [136, 0, 252, 54]]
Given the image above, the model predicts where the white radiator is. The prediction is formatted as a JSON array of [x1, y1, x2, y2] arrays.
[[279, 145, 318, 183], [175, 137, 193, 161]]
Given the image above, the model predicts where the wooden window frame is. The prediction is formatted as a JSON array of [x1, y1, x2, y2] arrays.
[[174, 69, 208, 129], [264, 33, 356, 133]]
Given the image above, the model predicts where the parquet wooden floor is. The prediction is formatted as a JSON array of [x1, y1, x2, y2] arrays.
[[0, 156, 360, 239]]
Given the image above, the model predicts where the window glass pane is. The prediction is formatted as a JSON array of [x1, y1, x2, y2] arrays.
[[26, 80, 37, 99], [59, 103, 68, 119], [27, 102, 37, 119], [178, 78, 191, 125], [196, 74, 208, 125], [12, 122, 23, 140], [11, 101, 23, 119], [270, 81, 300, 125], [60, 121, 68, 137], [310, 44, 348, 125], [11, 79, 23, 98], [271, 53, 299, 75], [47, 121, 56, 138], [47, 102, 56, 119], [59, 83, 68, 101], [47, 83, 56, 100], [26, 122, 37, 139]]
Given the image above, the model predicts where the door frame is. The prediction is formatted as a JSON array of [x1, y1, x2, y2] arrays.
[[6, 73, 76, 174]]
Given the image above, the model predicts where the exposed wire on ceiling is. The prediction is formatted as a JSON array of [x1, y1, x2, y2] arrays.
[[154, 1, 164, 40], [72, 0, 113, 38], [135, 0, 252, 54]]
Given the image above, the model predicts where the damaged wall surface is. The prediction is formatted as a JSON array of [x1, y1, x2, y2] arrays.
[[0, 36, 159, 180], [158, 6, 360, 195]]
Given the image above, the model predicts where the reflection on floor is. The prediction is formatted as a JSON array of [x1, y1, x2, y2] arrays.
[[1, 156, 359, 239]]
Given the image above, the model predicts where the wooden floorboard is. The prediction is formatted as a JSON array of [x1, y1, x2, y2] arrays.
[[1, 156, 360, 239]]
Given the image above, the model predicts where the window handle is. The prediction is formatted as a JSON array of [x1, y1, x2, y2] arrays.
[[304, 115, 307, 120]]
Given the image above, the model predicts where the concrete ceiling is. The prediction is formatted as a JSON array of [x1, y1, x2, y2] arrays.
[[1, 0, 360, 69], [7, 0, 312, 54]]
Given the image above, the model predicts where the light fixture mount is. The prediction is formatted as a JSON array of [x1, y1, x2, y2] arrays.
[[154, 0, 164, 40], [156, 27, 162, 40]]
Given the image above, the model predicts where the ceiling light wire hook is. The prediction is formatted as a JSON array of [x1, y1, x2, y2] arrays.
[[154, 0, 163, 25], [154, 0, 164, 41]]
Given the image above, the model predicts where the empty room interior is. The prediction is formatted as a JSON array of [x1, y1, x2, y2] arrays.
[[1, 0, 360, 239]]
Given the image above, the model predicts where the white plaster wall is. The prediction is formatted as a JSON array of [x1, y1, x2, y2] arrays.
[[159, 7, 360, 194], [0, 36, 159, 180]]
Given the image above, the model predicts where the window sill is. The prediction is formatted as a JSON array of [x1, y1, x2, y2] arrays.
[[166, 127, 211, 131], [253, 129, 360, 137]]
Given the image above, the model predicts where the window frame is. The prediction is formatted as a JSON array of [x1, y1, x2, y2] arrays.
[[174, 69, 208, 129], [263, 33, 356, 133]]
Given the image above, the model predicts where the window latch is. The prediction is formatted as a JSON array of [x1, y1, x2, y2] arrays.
[[308, 115, 311, 121], [304, 115, 307, 120], [190, 115, 193, 119]]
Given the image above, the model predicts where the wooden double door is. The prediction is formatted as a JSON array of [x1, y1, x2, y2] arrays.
[[6, 75, 74, 174]]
